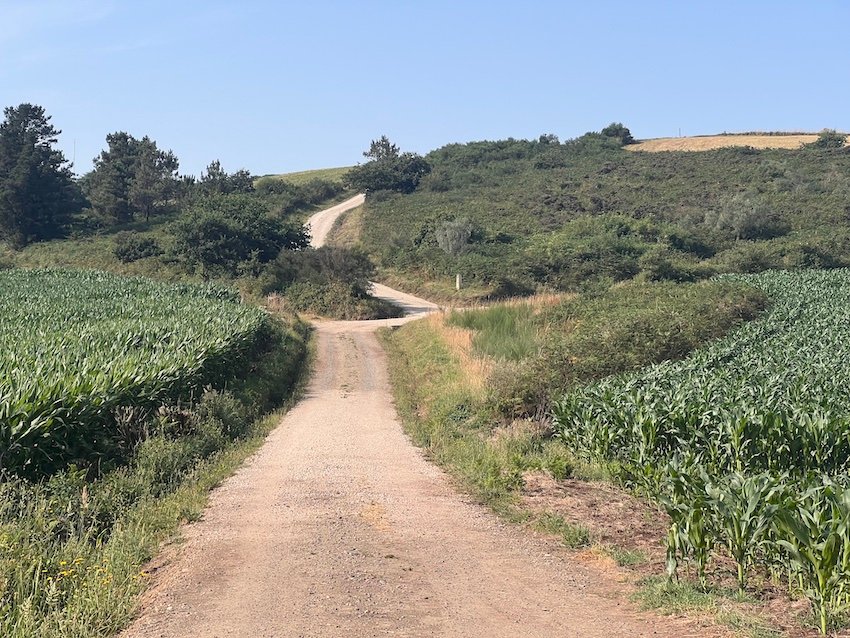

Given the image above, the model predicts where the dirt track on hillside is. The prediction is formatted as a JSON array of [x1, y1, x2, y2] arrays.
[[120, 197, 709, 637]]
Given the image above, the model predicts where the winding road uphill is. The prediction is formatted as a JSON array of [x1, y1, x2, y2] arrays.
[[122, 195, 705, 637]]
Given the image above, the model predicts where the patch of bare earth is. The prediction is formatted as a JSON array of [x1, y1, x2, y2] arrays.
[[522, 472, 668, 567]]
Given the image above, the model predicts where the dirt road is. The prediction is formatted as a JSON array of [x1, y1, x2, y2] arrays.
[[307, 193, 365, 248], [121, 197, 702, 637]]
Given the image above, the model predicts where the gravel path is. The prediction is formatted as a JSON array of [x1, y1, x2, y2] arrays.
[[120, 196, 708, 637], [307, 193, 365, 248]]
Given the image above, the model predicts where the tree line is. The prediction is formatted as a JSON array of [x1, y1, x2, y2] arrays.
[[0, 103, 260, 248]]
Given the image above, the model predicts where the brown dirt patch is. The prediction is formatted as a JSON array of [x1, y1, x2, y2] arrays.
[[522, 472, 668, 566]]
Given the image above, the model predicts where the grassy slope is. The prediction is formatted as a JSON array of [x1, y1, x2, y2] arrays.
[[266, 166, 352, 185], [0, 188, 355, 297]]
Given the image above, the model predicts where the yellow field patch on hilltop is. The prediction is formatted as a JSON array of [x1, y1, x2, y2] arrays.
[[626, 134, 827, 152]]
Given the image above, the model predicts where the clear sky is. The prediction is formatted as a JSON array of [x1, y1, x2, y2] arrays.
[[2, 0, 848, 177]]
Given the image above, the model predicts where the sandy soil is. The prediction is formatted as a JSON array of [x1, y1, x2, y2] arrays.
[[120, 197, 711, 637]]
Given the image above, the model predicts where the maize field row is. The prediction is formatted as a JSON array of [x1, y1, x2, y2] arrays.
[[0, 269, 270, 477], [553, 269, 850, 633]]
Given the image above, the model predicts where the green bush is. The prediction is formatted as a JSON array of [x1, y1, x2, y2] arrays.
[[260, 245, 375, 295], [345, 153, 431, 194], [171, 195, 308, 275], [113, 232, 162, 263], [601, 122, 635, 146], [280, 280, 398, 320], [807, 129, 847, 149]]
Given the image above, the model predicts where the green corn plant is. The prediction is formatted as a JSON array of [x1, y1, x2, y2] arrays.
[[774, 484, 850, 635], [658, 460, 715, 588], [706, 472, 782, 594]]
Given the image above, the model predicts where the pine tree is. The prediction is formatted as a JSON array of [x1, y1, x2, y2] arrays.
[[87, 133, 178, 223], [0, 104, 80, 247]]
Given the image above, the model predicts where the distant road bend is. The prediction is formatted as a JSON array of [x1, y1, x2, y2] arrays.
[[121, 195, 702, 637]]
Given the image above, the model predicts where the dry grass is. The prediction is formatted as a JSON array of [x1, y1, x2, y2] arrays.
[[626, 134, 830, 152], [425, 312, 492, 394], [426, 294, 571, 392]]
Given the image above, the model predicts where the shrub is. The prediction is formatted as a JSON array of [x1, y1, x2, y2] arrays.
[[436, 218, 474, 256], [807, 129, 847, 149], [278, 281, 398, 320], [113, 232, 162, 263], [345, 152, 431, 194], [260, 245, 375, 296], [702, 193, 789, 241], [255, 177, 298, 196], [298, 178, 343, 204], [171, 195, 309, 275], [601, 122, 635, 146]]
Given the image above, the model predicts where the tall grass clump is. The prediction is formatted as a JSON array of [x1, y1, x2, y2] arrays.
[[447, 304, 538, 361]]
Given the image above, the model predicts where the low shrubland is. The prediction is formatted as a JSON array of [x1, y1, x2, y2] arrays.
[[358, 133, 850, 298]]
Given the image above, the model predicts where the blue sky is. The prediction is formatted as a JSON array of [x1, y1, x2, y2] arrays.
[[1, 1, 848, 176]]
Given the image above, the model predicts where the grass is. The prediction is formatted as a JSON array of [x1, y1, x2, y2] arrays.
[[3, 215, 186, 281], [447, 304, 539, 361], [378, 268, 497, 304], [326, 203, 365, 249], [604, 546, 649, 567], [533, 512, 591, 548], [267, 166, 352, 186], [634, 577, 785, 638], [633, 576, 719, 614]]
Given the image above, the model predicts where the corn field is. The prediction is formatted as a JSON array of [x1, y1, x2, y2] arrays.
[[0, 269, 269, 477], [553, 269, 850, 633]]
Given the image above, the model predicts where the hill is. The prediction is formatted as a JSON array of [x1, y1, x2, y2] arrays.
[[350, 134, 850, 300]]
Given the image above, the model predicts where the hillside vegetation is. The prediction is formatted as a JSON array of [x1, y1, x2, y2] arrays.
[[357, 130, 850, 299], [0, 103, 397, 320], [382, 278, 764, 527]]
